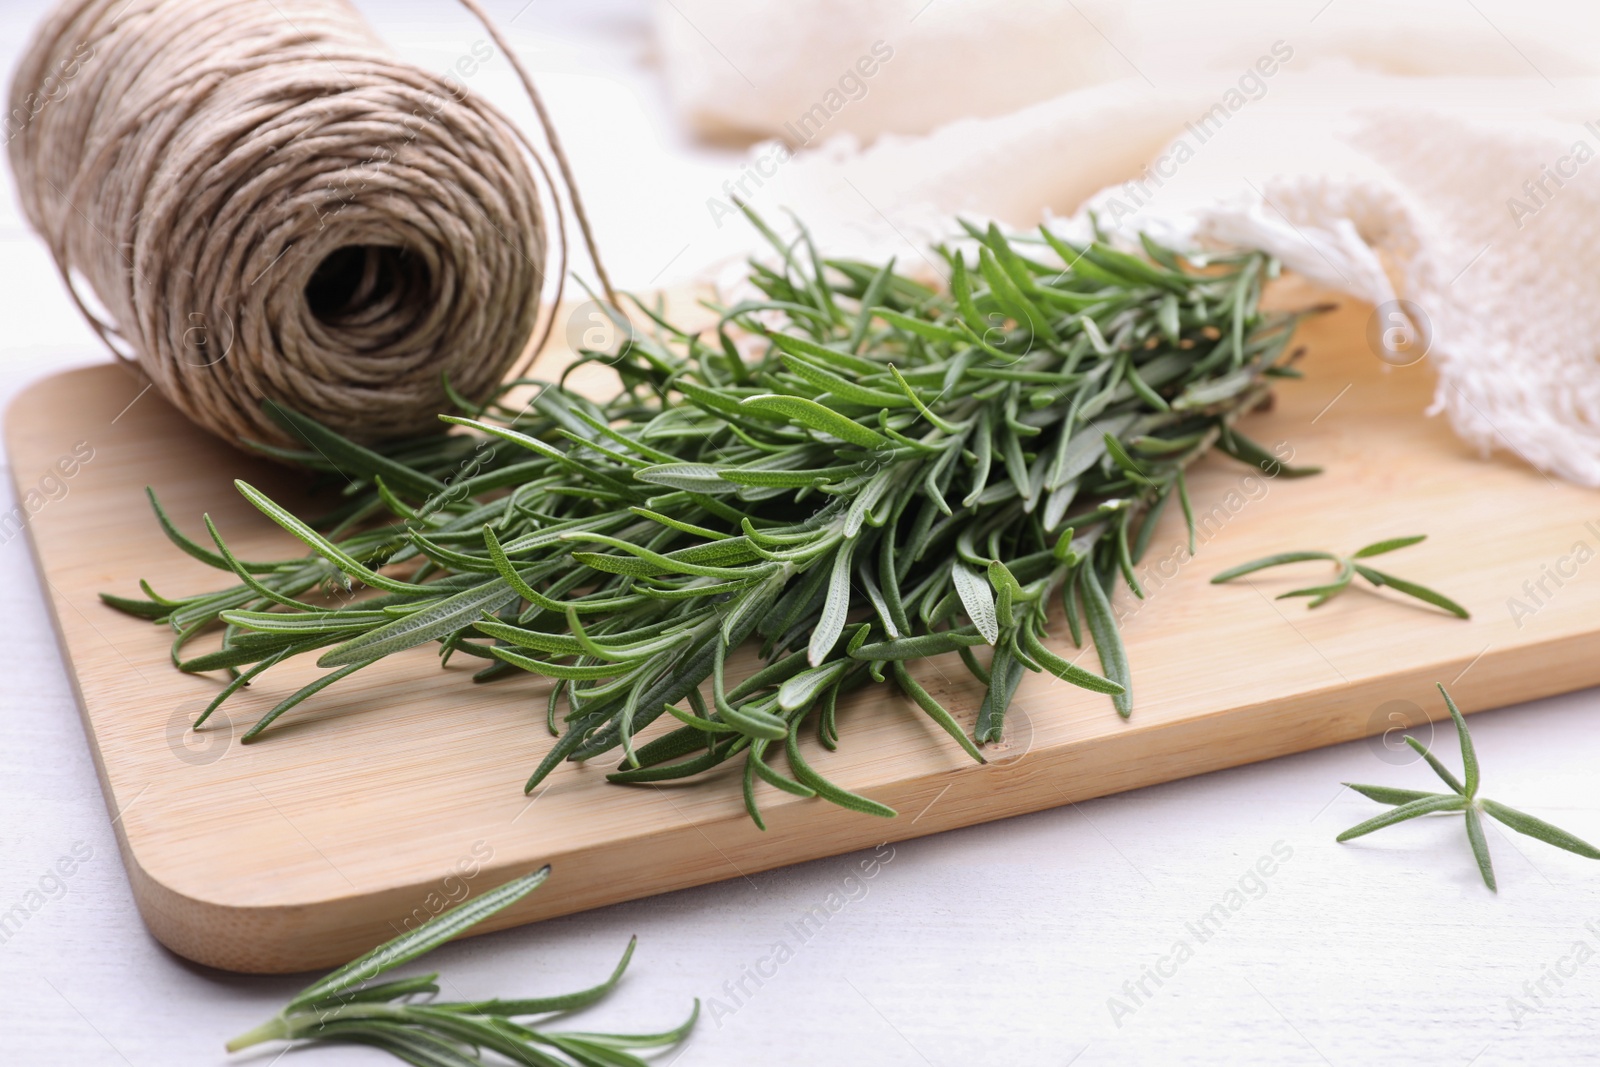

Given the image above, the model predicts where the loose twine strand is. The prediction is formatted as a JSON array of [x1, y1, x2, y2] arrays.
[[8, 0, 615, 447]]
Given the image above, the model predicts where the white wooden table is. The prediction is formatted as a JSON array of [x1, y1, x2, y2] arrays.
[[3, 2, 1598, 1063]]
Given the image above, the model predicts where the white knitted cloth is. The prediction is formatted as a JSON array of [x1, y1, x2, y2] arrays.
[[655, 2, 1600, 484], [1068, 75, 1600, 486]]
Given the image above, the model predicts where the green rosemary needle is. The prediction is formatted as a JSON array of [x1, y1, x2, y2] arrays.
[[106, 209, 1318, 827], [1340, 684, 1600, 891], [1211, 534, 1468, 617], [226, 867, 697, 1063]]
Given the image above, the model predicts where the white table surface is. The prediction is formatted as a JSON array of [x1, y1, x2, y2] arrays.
[[4, 2, 1600, 1064]]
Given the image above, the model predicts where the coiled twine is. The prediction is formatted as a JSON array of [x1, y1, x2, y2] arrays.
[[9, 0, 565, 446]]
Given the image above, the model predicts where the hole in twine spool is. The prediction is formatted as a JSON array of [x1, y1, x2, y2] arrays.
[[305, 245, 434, 338]]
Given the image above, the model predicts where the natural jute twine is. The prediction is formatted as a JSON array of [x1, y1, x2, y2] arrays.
[[9, 0, 613, 447]]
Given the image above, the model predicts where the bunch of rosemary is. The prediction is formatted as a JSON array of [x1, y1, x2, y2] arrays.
[[107, 214, 1313, 826]]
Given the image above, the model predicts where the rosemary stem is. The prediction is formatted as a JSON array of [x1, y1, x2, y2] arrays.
[[224, 1015, 290, 1052]]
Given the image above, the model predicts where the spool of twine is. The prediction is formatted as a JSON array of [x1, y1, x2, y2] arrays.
[[8, 0, 610, 447]]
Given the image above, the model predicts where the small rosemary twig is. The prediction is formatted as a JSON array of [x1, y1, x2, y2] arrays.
[[1339, 684, 1600, 891], [227, 868, 697, 1063], [1211, 534, 1468, 617]]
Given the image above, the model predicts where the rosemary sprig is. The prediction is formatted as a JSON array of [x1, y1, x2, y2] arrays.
[[1210, 534, 1468, 617], [106, 211, 1316, 826], [227, 867, 697, 1063], [1339, 684, 1600, 891]]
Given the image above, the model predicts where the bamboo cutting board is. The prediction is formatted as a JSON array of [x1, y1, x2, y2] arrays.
[[10, 287, 1600, 974]]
